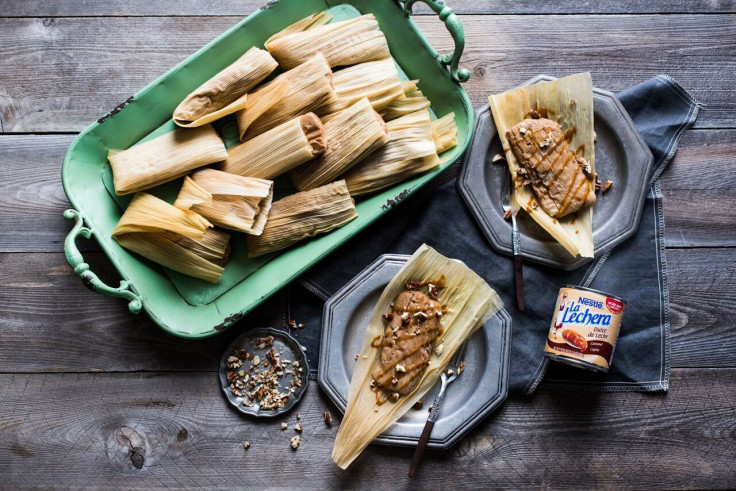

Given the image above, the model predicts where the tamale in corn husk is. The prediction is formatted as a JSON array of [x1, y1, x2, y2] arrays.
[[289, 98, 389, 191], [112, 193, 229, 283], [220, 113, 326, 179], [175, 168, 274, 235], [267, 12, 331, 40], [332, 244, 503, 469], [173, 47, 278, 127], [237, 53, 336, 140], [380, 80, 431, 121], [231, 76, 290, 140], [108, 124, 228, 195], [432, 112, 458, 154], [317, 59, 404, 115], [488, 72, 595, 258], [341, 110, 441, 196], [247, 180, 357, 257], [265, 14, 390, 70]]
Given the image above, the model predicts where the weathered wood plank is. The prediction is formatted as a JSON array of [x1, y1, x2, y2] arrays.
[[0, 369, 733, 488], [660, 129, 736, 247], [0, 248, 732, 372], [3, 0, 735, 16], [0, 15, 733, 132], [2, 129, 731, 252]]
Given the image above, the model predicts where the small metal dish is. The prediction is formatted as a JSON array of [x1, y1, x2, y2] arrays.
[[219, 327, 309, 418]]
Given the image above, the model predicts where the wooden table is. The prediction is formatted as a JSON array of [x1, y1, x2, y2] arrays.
[[1, 1, 734, 487]]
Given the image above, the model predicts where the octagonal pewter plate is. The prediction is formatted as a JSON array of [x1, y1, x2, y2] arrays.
[[318, 254, 512, 449], [458, 75, 654, 270]]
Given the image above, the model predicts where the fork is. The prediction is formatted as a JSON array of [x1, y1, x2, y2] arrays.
[[408, 341, 468, 477], [502, 170, 525, 311]]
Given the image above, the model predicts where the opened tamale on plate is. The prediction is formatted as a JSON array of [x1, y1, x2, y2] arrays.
[[488, 72, 596, 258], [332, 244, 503, 469]]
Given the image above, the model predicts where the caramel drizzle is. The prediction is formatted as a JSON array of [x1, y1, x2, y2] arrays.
[[510, 120, 590, 217]]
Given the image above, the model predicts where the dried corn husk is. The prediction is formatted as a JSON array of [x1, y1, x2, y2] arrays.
[[247, 180, 357, 257], [488, 72, 595, 258], [112, 193, 229, 283], [289, 98, 389, 191], [176, 168, 274, 235], [237, 53, 336, 139], [160, 228, 231, 266], [332, 244, 503, 469], [220, 113, 326, 179], [342, 110, 440, 196], [266, 12, 331, 41], [173, 47, 278, 127], [432, 112, 458, 154], [108, 124, 228, 195], [265, 14, 391, 70], [232, 77, 290, 140], [317, 59, 404, 115], [173, 176, 212, 210], [380, 80, 431, 121]]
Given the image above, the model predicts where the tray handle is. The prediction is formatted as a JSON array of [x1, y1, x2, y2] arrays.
[[63, 209, 143, 314], [402, 0, 470, 83]]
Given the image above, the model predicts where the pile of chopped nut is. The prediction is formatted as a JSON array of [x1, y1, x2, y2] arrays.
[[225, 335, 305, 411]]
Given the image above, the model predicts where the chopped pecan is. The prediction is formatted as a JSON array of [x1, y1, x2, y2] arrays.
[[405, 280, 424, 291]]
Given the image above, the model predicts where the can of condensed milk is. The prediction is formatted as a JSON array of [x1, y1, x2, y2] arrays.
[[544, 285, 626, 373]]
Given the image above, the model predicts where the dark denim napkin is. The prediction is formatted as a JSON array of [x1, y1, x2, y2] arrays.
[[276, 76, 700, 394]]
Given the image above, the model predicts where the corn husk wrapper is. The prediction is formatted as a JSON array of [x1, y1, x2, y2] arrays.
[[342, 110, 440, 196], [220, 113, 326, 179], [265, 14, 391, 70], [332, 244, 503, 468], [237, 53, 336, 140], [317, 59, 404, 115], [265, 12, 331, 42], [488, 72, 595, 258], [380, 80, 431, 121], [432, 112, 458, 155], [247, 180, 357, 257], [173, 47, 278, 127], [176, 168, 274, 236], [289, 98, 389, 191], [232, 77, 290, 140], [112, 193, 229, 283], [108, 124, 228, 195]]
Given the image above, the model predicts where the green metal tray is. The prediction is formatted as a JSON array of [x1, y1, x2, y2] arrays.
[[62, 0, 474, 338]]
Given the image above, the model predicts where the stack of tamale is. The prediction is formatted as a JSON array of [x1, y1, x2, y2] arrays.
[[107, 12, 460, 283]]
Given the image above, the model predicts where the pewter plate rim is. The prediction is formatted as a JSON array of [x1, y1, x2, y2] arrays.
[[318, 254, 512, 449], [457, 75, 655, 270]]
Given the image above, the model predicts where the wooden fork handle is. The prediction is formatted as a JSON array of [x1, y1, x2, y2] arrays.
[[408, 419, 435, 477], [514, 254, 525, 311]]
